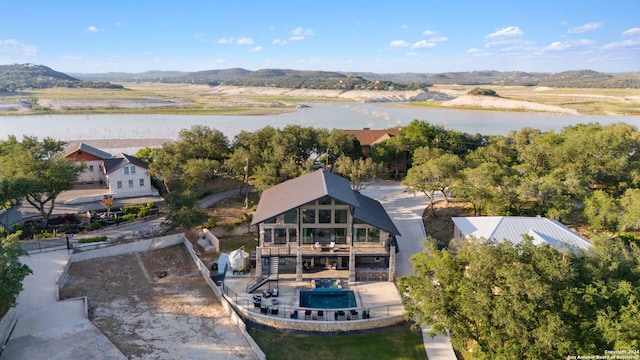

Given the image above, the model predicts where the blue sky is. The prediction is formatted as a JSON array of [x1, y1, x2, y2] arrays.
[[1, 1, 638, 74]]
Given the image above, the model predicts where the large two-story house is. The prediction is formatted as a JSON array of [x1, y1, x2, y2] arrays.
[[65, 142, 155, 198], [250, 169, 400, 288]]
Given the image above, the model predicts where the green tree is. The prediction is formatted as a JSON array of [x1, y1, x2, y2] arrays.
[[1, 232, 32, 316], [618, 188, 640, 231], [334, 156, 381, 191], [583, 190, 619, 231], [370, 135, 407, 179]]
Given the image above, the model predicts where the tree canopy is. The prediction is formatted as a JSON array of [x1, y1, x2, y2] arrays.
[[399, 235, 640, 358]]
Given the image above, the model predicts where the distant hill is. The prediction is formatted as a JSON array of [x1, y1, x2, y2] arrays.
[[0, 64, 123, 91], [3, 63, 639, 90]]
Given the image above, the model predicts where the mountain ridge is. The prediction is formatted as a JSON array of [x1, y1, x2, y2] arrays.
[[2, 63, 639, 90]]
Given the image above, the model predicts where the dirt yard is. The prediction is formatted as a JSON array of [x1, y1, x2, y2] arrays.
[[59, 245, 256, 360]]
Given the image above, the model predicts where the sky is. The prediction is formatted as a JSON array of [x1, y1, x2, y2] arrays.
[[1, 1, 639, 74]]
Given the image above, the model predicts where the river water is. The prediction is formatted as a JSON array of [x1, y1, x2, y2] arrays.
[[1, 102, 638, 146]]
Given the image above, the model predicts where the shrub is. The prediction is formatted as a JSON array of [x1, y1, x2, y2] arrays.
[[78, 236, 107, 244], [137, 208, 149, 218], [203, 217, 218, 228], [122, 205, 142, 215], [468, 87, 498, 96], [121, 214, 136, 222]]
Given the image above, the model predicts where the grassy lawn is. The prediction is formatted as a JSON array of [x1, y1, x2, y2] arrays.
[[247, 322, 427, 360]]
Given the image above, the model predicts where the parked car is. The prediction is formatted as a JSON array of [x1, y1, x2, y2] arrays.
[[312, 161, 324, 169]]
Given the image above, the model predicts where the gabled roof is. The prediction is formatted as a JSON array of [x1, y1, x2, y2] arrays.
[[251, 169, 359, 225], [353, 192, 400, 235], [452, 216, 591, 251], [342, 129, 400, 147], [102, 153, 149, 174], [64, 142, 113, 160]]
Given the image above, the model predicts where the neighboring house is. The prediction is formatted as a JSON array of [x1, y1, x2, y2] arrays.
[[342, 128, 400, 158], [65, 143, 154, 198], [102, 153, 154, 198], [64, 142, 113, 184], [452, 216, 592, 251], [250, 169, 400, 286]]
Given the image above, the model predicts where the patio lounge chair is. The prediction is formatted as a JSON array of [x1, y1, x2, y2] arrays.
[[260, 306, 268, 314], [271, 288, 278, 297], [317, 310, 324, 320], [304, 310, 312, 320], [337, 310, 346, 320], [271, 307, 279, 315], [290, 310, 298, 319], [350, 310, 358, 319], [262, 289, 271, 298]]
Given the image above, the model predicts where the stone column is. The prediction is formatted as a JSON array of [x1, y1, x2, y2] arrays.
[[348, 246, 356, 283], [255, 247, 262, 279], [388, 246, 396, 282], [296, 246, 303, 282]]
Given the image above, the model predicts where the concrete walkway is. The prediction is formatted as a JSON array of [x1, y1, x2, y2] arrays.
[[1, 250, 125, 360], [361, 182, 457, 360]]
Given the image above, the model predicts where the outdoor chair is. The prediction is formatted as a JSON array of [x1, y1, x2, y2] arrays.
[[304, 310, 312, 320], [337, 310, 346, 320], [350, 310, 358, 319], [262, 289, 271, 298], [290, 310, 298, 319], [271, 307, 279, 315], [271, 288, 278, 297], [260, 306, 268, 314], [317, 310, 324, 320]]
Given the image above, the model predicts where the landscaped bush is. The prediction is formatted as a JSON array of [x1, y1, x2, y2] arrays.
[[83, 223, 102, 232], [33, 230, 58, 239], [78, 235, 107, 244], [123, 205, 143, 215], [202, 217, 218, 228]]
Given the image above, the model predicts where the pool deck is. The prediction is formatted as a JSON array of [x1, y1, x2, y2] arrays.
[[221, 270, 404, 320]]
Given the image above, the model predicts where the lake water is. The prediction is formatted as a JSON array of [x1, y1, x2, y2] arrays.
[[1, 102, 638, 147]]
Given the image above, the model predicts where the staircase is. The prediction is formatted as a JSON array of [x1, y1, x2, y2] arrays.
[[246, 256, 279, 293], [269, 256, 279, 280]]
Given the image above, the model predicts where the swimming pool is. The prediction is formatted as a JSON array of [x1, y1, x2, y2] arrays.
[[299, 290, 358, 309]]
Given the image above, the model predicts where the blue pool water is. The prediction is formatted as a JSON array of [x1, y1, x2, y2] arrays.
[[299, 290, 357, 309]]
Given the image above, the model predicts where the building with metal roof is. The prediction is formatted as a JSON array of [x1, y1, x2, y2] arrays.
[[452, 216, 592, 251], [250, 169, 400, 287]]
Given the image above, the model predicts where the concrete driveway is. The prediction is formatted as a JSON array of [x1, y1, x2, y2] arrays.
[[361, 181, 457, 360]]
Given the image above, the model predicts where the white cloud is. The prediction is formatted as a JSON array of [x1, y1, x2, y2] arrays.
[[543, 39, 595, 52], [389, 40, 410, 48], [290, 27, 315, 36], [236, 37, 254, 45], [85, 26, 103, 33], [603, 38, 640, 49], [272, 39, 286, 45], [486, 38, 522, 48], [288, 35, 305, 42], [411, 40, 436, 49], [485, 26, 523, 39], [466, 48, 480, 54], [622, 27, 640, 36], [422, 29, 436, 36], [0, 39, 38, 55], [429, 36, 448, 43], [401, 24, 409, 30], [217, 37, 234, 44], [567, 22, 603, 34], [250, 46, 263, 52]]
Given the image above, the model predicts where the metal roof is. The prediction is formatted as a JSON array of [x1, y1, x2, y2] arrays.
[[251, 170, 400, 235], [452, 216, 591, 251], [251, 169, 359, 225], [353, 192, 400, 235]]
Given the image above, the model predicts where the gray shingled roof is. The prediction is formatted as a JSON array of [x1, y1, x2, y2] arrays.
[[102, 153, 149, 174], [65, 142, 113, 159]]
